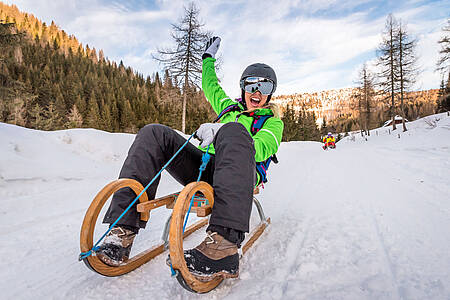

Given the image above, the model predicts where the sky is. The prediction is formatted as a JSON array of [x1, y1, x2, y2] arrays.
[[4, 0, 450, 97]]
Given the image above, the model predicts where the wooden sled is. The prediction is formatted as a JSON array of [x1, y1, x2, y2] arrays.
[[80, 179, 270, 291]]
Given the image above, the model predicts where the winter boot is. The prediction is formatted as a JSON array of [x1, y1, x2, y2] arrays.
[[96, 226, 137, 267], [183, 231, 239, 279]]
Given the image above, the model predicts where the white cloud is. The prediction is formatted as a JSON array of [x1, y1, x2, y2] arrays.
[[5, 0, 448, 96], [205, 6, 385, 95], [212, 1, 447, 95]]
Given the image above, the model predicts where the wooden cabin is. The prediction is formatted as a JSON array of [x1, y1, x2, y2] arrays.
[[383, 115, 408, 127]]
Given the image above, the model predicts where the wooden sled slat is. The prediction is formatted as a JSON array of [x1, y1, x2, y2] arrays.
[[136, 193, 178, 213], [195, 206, 212, 217], [242, 217, 270, 255]]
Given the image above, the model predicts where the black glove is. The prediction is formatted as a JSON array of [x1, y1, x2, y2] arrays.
[[202, 36, 221, 60]]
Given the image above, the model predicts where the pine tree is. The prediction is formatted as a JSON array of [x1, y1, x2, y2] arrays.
[[54, 84, 66, 118], [30, 102, 44, 129], [74, 94, 86, 116], [120, 99, 135, 132], [42, 102, 61, 130], [86, 90, 100, 128], [100, 103, 112, 131], [281, 104, 299, 142], [320, 116, 328, 136], [66, 104, 83, 128]]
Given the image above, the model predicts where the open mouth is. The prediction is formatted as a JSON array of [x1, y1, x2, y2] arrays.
[[250, 96, 261, 106]]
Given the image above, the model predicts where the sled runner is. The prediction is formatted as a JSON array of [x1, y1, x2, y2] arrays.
[[79, 178, 270, 293]]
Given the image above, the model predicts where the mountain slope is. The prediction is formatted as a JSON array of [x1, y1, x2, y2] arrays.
[[1, 113, 449, 299]]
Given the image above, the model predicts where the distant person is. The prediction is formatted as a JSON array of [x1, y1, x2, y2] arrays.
[[322, 132, 336, 150], [96, 36, 284, 279]]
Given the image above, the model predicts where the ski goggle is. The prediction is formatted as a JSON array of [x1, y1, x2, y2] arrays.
[[240, 77, 275, 95]]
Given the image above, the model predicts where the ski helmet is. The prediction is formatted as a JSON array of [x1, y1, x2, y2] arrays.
[[328, 132, 332, 136], [240, 63, 277, 104]]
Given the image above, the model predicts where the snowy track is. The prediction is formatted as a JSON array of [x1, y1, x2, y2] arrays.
[[1, 114, 449, 299]]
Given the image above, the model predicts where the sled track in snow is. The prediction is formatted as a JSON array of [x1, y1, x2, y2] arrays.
[[277, 217, 311, 296], [367, 204, 403, 299]]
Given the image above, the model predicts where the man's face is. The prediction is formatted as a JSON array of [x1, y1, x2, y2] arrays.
[[244, 91, 268, 109]]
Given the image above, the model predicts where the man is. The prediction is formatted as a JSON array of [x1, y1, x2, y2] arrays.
[[97, 36, 284, 279], [322, 132, 336, 150]]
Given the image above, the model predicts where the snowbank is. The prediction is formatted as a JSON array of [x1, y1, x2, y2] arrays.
[[1, 113, 449, 299]]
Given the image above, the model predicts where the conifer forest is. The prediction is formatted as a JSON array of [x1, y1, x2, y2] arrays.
[[1, 2, 449, 141]]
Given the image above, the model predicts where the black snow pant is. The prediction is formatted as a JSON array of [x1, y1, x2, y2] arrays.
[[103, 123, 256, 246]]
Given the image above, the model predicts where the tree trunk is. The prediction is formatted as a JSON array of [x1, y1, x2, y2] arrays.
[[182, 91, 187, 133], [181, 8, 194, 133], [399, 26, 407, 132], [365, 91, 371, 136], [390, 23, 397, 131], [401, 107, 407, 132], [358, 92, 364, 137]]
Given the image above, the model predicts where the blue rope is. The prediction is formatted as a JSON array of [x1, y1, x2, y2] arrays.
[[170, 145, 211, 276], [79, 132, 196, 261], [183, 146, 211, 232]]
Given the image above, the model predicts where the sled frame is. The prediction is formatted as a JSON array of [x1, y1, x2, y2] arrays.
[[80, 179, 270, 287]]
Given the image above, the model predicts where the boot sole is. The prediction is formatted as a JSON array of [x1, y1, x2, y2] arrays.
[[166, 255, 239, 281], [192, 270, 239, 282], [96, 253, 128, 267]]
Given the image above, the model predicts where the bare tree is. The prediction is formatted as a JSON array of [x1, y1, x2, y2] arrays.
[[396, 20, 418, 132], [355, 63, 376, 135], [436, 19, 450, 75], [377, 14, 399, 130], [436, 19, 450, 113], [153, 2, 209, 133]]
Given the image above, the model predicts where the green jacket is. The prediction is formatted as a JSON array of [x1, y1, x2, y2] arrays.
[[201, 57, 284, 164]]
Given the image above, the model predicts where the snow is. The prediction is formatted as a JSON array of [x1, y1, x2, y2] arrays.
[[1, 113, 450, 300]]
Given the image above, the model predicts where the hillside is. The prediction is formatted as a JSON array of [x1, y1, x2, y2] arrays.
[[273, 88, 439, 130], [1, 112, 449, 299], [0, 2, 215, 134]]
